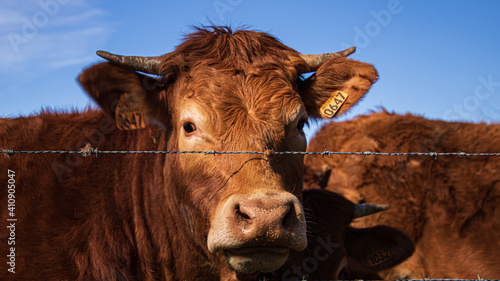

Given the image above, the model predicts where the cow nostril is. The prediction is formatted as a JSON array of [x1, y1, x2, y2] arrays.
[[281, 202, 296, 229], [235, 204, 251, 220]]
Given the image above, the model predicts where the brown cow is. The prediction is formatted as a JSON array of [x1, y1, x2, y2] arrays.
[[270, 188, 415, 281], [305, 110, 500, 279], [0, 26, 382, 280]]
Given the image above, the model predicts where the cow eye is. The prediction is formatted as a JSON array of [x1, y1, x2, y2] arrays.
[[183, 122, 197, 134], [297, 119, 309, 132]]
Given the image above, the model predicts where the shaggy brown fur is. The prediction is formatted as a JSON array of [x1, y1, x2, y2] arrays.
[[0, 27, 381, 280], [0, 112, 414, 281], [304, 110, 500, 279]]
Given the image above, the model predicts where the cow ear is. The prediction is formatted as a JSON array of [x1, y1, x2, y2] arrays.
[[78, 62, 167, 130], [299, 57, 378, 119], [344, 225, 415, 272]]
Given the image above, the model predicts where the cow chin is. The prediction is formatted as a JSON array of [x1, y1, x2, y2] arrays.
[[225, 247, 290, 274]]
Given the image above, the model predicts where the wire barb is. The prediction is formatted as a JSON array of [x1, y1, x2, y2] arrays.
[[264, 149, 274, 160], [79, 143, 95, 157], [205, 150, 216, 155], [1, 146, 15, 158], [322, 150, 331, 158]]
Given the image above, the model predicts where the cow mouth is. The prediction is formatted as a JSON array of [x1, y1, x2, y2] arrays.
[[224, 246, 290, 274]]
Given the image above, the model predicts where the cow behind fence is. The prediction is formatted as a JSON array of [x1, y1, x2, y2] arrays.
[[0, 26, 390, 281], [304, 110, 500, 279]]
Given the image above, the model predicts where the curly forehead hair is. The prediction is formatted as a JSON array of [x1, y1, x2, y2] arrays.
[[160, 26, 309, 81]]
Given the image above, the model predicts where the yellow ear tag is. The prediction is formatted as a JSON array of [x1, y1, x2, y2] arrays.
[[320, 91, 349, 118], [115, 93, 146, 130]]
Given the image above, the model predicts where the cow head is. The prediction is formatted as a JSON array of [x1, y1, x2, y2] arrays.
[[78, 27, 378, 278], [276, 189, 415, 281]]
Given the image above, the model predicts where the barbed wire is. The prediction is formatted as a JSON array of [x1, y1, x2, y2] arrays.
[[2, 146, 500, 159]]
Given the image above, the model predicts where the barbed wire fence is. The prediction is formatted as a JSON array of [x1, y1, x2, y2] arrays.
[[2, 145, 500, 159]]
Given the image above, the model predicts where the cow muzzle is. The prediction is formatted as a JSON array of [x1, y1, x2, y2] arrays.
[[207, 192, 307, 274]]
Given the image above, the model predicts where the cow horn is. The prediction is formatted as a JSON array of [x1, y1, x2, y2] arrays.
[[354, 203, 389, 218], [300, 46, 356, 72], [96, 51, 163, 75]]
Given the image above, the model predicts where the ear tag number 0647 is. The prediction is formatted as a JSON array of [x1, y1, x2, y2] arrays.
[[320, 91, 349, 118], [115, 93, 146, 130], [116, 111, 145, 130]]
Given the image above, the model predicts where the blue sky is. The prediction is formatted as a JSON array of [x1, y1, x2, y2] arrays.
[[1, 0, 500, 141]]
